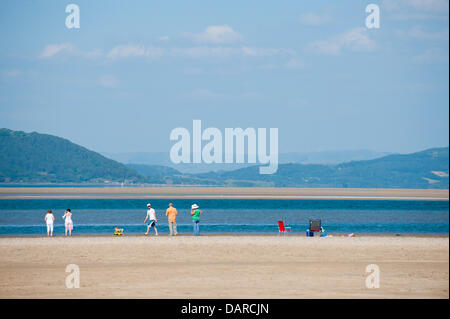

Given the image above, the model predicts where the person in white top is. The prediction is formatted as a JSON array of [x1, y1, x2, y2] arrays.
[[44, 209, 55, 237], [63, 208, 73, 237], [144, 203, 158, 236]]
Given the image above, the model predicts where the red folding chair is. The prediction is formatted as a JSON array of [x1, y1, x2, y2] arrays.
[[278, 221, 291, 235]]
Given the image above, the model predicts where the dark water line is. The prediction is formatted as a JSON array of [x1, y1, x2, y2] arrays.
[[0, 198, 448, 210]]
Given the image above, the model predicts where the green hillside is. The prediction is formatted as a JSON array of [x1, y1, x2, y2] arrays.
[[1, 128, 448, 188], [193, 147, 449, 188], [0, 128, 145, 183], [126, 164, 219, 186]]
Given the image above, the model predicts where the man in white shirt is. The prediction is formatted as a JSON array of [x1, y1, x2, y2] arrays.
[[144, 203, 158, 236]]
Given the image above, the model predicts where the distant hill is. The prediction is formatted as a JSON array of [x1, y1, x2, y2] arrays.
[[126, 164, 182, 184], [1, 128, 448, 188], [127, 147, 449, 188], [126, 164, 219, 186], [0, 128, 145, 183], [103, 149, 391, 174], [279, 150, 392, 164], [192, 147, 449, 188]]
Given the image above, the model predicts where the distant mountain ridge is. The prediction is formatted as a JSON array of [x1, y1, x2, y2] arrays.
[[187, 147, 449, 188], [102, 149, 392, 174], [128, 147, 449, 189], [0, 128, 448, 188]]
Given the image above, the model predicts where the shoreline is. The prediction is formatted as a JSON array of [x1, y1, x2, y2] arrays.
[[0, 187, 448, 200], [1, 233, 449, 239]]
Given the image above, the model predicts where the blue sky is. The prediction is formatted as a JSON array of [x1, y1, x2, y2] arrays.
[[0, 0, 448, 154]]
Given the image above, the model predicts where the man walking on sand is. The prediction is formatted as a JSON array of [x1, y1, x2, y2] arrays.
[[144, 203, 158, 236], [166, 203, 178, 236]]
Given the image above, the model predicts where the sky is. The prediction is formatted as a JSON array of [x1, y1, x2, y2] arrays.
[[0, 0, 448, 155]]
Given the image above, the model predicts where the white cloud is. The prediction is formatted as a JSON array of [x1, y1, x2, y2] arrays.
[[99, 75, 119, 88], [183, 25, 243, 44], [169, 46, 290, 59], [158, 36, 170, 42], [107, 45, 164, 59], [40, 42, 298, 64], [241, 47, 289, 57], [40, 43, 102, 59], [170, 46, 236, 58], [299, 13, 331, 26], [256, 57, 306, 71], [40, 43, 76, 58], [307, 27, 376, 55]]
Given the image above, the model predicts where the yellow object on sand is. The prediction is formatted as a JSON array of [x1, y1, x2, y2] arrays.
[[114, 229, 124, 236]]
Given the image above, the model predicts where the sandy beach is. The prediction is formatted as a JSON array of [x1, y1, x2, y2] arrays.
[[0, 235, 448, 299], [0, 187, 448, 200]]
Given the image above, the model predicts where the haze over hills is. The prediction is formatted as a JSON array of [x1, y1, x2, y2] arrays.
[[103, 150, 391, 174], [0, 128, 448, 188], [126, 148, 449, 188]]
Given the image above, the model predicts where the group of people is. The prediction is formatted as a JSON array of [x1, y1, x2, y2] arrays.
[[43, 203, 203, 237], [144, 202, 203, 236], [44, 208, 73, 237]]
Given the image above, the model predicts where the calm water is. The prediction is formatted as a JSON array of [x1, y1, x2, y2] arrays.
[[0, 199, 448, 236]]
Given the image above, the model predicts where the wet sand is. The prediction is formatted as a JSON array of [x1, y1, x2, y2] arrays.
[[0, 187, 448, 200], [0, 235, 448, 299]]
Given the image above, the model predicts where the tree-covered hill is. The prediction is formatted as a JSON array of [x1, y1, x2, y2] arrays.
[[1, 128, 448, 188], [0, 128, 145, 183], [193, 147, 449, 188], [126, 164, 220, 185], [128, 147, 449, 188]]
